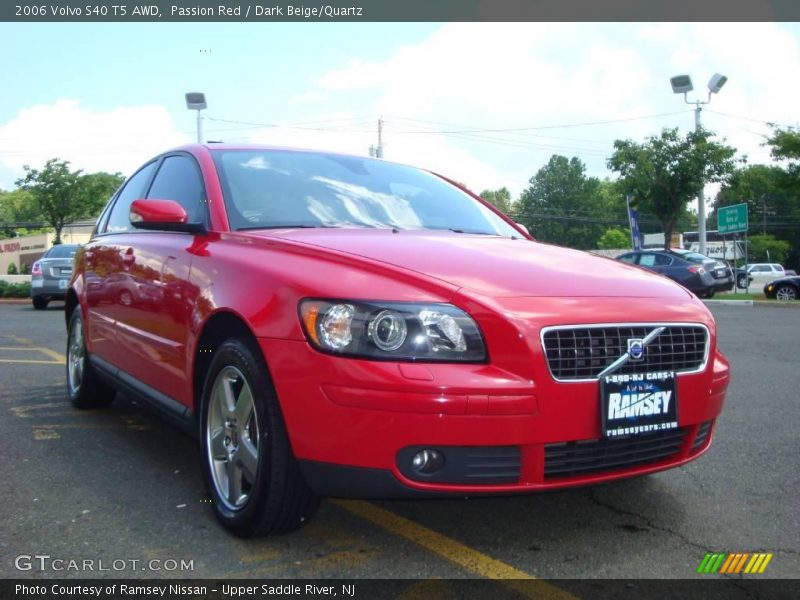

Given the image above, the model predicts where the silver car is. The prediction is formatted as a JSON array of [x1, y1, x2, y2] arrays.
[[30, 244, 80, 310]]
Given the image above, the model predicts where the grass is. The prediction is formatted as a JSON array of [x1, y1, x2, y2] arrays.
[[716, 292, 766, 300]]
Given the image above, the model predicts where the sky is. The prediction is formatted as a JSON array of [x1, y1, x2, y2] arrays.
[[2, 22, 800, 208]]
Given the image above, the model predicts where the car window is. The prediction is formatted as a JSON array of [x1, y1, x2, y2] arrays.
[[617, 254, 637, 264], [45, 244, 79, 259], [753, 265, 769, 272], [105, 162, 158, 233], [147, 155, 206, 223], [639, 253, 671, 267]]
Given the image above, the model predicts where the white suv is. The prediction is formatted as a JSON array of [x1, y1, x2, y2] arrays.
[[737, 263, 785, 289]]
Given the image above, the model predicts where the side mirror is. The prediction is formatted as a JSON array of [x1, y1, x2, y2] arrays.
[[130, 199, 205, 234]]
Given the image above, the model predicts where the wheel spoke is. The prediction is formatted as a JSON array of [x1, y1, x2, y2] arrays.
[[209, 426, 227, 460], [237, 438, 258, 481], [222, 376, 237, 415], [234, 385, 254, 428], [226, 458, 243, 505]]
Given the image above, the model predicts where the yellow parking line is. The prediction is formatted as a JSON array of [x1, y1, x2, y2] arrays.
[[37, 347, 67, 364], [332, 500, 576, 600], [0, 359, 61, 364], [0, 345, 66, 365]]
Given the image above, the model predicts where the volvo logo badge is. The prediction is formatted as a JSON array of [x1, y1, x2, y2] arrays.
[[627, 338, 645, 361]]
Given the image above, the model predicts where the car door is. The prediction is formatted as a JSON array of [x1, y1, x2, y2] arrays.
[[83, 161, 158, 368], [110, 153, 205, 409]]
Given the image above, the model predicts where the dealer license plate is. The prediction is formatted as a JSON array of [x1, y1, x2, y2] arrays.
[[58, 279, 68, 290], [600, 371, 678, 438]]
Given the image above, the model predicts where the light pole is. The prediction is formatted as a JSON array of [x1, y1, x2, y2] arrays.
[[669, 73, 728, 256], [185, 92, 207, 144]]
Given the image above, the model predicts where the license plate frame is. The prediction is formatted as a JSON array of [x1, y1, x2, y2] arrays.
[[600, 371, 678, 438]]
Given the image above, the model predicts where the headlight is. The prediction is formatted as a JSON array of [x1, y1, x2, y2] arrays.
[[299, 300, 486, 362]]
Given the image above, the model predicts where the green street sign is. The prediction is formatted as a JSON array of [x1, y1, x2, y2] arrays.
[[718, 203, 748, 234]]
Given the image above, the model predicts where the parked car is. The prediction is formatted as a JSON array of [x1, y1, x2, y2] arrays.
[[65, 145, 730, 537], [736, 263, 786, 290], [30, 243, 80, 309], [764, 275, 800, 301], [668, 248, 734, 293], [615, 249, 719, 297]]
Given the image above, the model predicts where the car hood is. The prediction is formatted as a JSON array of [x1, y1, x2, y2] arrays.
[[253, 229, 690, 299]]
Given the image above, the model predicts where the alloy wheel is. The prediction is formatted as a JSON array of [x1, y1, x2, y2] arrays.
[[67, 317, 85, 395], [206, 366, 261, 510]]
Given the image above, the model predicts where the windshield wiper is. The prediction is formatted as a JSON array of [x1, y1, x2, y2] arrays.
[[444, 227, 498, 235]]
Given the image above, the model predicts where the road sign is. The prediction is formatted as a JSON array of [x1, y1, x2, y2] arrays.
[[718, 203, 748, 234]]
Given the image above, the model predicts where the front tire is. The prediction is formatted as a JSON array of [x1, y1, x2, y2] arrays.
[[66, 309, 115, 409], [200, 337, 319, 537], [775, 285, 798, 301]]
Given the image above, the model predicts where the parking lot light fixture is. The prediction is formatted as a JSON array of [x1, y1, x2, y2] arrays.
[[670, 72, 728, 256], [185, 92, 207, 144]]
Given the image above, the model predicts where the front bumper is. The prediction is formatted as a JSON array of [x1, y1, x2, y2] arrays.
[[259, 332, 729, 497]]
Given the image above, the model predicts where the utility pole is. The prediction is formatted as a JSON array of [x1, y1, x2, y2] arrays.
[[369, 118, 384, 158]]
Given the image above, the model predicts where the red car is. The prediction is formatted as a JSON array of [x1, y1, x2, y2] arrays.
[[65, 145, 730, 537]]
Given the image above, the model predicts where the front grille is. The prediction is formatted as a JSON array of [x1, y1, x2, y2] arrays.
[[544, 428, 687, 479], [542, 324, 708, 380]]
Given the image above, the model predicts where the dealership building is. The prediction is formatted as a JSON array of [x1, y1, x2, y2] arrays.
[[0, 220, 94, 274]]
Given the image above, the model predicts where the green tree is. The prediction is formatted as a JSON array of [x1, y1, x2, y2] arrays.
[[608, 127, 738, 250], [597, 228, 630, 250], [6, 262, 18, 275], [767, 126, 800, 172], [479, 187, 513, 214], [746, 234, 791, 264], [0, 188, 45, 236], [16, 159, 123, 243], [516, 155, 604, 249]]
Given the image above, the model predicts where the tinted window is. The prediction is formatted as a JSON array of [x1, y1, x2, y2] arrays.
[[147, 155, 206, 223], [212, 149, 519, 236], [639, 253, 671, 267], [46, 244, 79, 258], [617, 254, 637, 264], [105, 162, 158, 233]]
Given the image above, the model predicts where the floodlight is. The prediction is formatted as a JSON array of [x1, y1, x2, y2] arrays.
[[185, 92, 207, 110], [670, 75, 693, 94], [708, 73, 728, 94]]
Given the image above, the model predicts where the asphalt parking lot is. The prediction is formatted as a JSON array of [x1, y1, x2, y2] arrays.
[[0, 302, 797, 590]]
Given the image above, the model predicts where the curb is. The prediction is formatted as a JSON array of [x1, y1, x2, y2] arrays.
[[703, 299, 754, 306], [0, 298, 32, 304]]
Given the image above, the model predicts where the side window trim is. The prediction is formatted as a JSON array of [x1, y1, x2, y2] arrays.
[[96, 159, 160, 236], [147, 151, 210, 229]]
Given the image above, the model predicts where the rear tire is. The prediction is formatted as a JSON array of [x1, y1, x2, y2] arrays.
[[66, 309, 115, 409], [200, 337, 319, 537], [33, 296, 48, 310]]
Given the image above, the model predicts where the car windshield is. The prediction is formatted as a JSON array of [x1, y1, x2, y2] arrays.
[[46, 245, 78, 258], [212, 149, 519, 236]]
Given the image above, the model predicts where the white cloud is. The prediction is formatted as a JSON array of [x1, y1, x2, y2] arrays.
[[0, 100, 188, 184], [298, 23, 800, 200]]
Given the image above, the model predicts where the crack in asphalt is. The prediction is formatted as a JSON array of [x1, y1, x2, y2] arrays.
[[586, 487, 714, 555]]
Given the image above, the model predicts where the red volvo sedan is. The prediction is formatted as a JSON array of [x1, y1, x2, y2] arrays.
[[65, 144, 730, 537]]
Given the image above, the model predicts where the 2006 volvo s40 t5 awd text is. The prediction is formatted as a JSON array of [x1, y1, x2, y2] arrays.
[[65, 144, 730, 537]]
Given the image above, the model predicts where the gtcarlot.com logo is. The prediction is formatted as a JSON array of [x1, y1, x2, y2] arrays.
[[14, 554, 194, 572], [697, 552, 773, 574]]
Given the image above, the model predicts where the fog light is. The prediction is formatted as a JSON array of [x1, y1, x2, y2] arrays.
[[411, 449, 444, 474]]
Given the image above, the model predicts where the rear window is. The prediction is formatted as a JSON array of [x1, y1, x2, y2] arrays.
[[46, 245, 79, 259]]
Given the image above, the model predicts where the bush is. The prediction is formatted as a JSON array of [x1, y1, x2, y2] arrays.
[[0, 281, 31, 298], [6, 263, 18, 275], [20, 263, 29, 274]]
